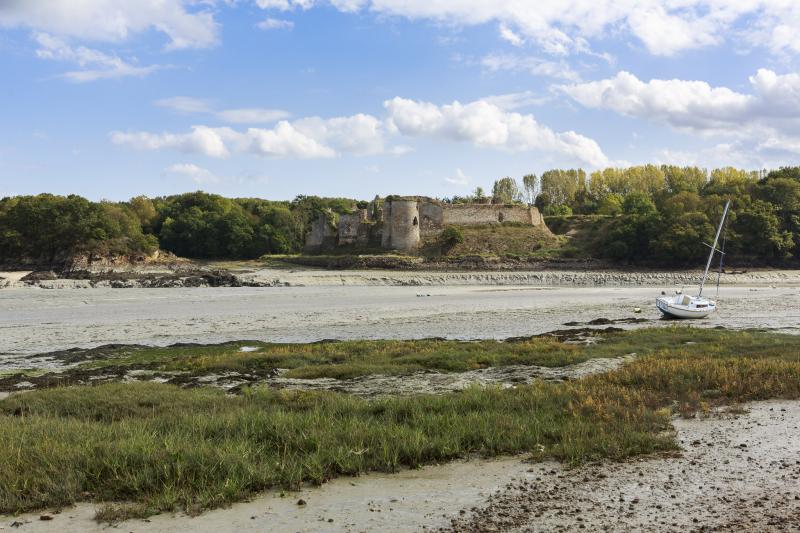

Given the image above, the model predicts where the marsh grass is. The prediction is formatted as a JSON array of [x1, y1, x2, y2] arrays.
[[75, 327, 800, 380], [1, 327, 799, 519]]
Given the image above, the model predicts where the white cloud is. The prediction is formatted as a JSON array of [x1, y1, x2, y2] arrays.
[[256, 0, 315, 10], [481, 53, 580, 81], [498, 23, 524, 47], [216, 108, 292, 124], [111, 126, 232, 158], [111, 114, 385, 159], [385, 96, 609, 167], [253, 1, 800, 58], [164, 163, 222, 184], [155, 96, 213, 114], [34, 33, 162, 82], [561, 68, 800, 159], [239, 122, 336, 158], [257, 18, 295, 30], [117, 95, 608, 166], [444, 168, 470, 186], [0, 0, 218, 49], [155, 98, 291, 124], [293, 114, 384, 155], [557, 69, 800, 141], [482, 91, 550, 110]]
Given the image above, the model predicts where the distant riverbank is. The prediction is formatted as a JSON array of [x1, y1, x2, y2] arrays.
[[4, 263, 800, 289]]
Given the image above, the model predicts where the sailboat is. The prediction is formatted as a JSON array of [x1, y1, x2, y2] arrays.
[[656, 200, 731, 319]]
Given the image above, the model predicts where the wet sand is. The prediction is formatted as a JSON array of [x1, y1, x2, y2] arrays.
[[2, 282, 799, 368], [4, 400, 798, 532]]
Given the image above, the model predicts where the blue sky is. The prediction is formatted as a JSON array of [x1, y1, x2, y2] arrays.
[[2, 1, 800, 201]]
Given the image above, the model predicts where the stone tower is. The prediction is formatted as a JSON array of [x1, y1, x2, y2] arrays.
[[382, 199, 420, 251]]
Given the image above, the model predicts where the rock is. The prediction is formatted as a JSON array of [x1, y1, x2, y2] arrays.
[[297, 498, 307, 506], [39, 515, 53, 521], [20, 270, 59, 282]]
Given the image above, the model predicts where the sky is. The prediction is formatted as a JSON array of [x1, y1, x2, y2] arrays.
[[2, 1, 800, 201]]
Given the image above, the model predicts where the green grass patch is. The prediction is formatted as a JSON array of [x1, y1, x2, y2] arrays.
[[75, 327, 800, 380], [1, 327, 800, 519]]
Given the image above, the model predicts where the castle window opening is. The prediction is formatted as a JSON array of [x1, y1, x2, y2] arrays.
[[413, 216, 418, 226]]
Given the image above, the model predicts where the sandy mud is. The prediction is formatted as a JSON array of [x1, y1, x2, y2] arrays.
[[445, 400, 800, 533], [261, 354, 634, 397], [4, 400, 797, 532], [238, 266, 800, 288], [2, 281, 799, 368], [0, 351, 633, 397]]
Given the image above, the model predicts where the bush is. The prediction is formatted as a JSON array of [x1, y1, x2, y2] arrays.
[[543, 204, 573, 216], [440, 226, 465, 246]]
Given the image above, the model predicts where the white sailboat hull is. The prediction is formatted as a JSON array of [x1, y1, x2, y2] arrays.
[[654, 200, 730, 320], [656, 297, 715, 319]]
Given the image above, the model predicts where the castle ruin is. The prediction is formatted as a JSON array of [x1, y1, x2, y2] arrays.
[[305, 197, 546, 252]]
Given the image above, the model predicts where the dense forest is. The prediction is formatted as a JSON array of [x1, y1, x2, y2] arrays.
[[2, 165, 800, 267], [0, 193, 356, 266]]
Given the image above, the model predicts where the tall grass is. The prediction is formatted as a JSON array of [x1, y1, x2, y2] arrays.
[[1, 327, 799, 518], [0, 381, 672, 517]]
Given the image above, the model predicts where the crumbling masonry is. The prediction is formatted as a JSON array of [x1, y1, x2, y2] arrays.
[[305, 197, 546, 252]]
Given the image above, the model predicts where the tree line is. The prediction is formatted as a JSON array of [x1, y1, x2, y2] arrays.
[[448, 165, 798, 265], [2, 165, 800, 267], [0, 192, 356, 265]]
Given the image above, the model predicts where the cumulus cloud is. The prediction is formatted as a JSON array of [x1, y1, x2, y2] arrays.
[[560, 68, 800, 159], [116, 95, 608, 165], [111, 114, 385, 159], [558, 69, 800, 140], [34, 33, 162, 82], [0, 0, 218, 49], [255, 1, 800, 58], [384, 96, 609, 167], [111, 126, 232, 158]]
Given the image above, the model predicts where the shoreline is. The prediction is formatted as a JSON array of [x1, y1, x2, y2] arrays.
[[4, 266, 800, 289]]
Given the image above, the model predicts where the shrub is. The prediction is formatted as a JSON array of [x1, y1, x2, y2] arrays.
[[440, 226, 465, 247]]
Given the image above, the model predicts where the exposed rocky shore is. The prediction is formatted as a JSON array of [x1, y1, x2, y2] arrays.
[[4, 264, 800, 289]]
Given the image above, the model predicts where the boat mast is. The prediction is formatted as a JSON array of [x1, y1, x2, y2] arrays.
[[699, 200, 731, 297]]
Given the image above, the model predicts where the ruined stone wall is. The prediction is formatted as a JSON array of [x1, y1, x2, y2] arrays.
[[305, 199, 546, 254], [338, 209, 368, 245], [304, 212, 336, 251], [442, 205, 540, 226], [418, 201, 444, 236]]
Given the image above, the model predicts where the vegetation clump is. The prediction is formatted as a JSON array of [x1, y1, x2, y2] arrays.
[[0, 327, 799, 520]]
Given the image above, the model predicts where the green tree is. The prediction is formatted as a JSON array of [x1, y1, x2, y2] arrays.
[[492, 177, 521, 204], [597, 193, 623, 216], [540, 169, 584, 207], [521, 174, 537, 205]]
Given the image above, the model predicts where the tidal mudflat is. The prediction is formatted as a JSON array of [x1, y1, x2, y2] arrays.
[[2, 270, 800, 368], [2, 271, 800, 531]]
